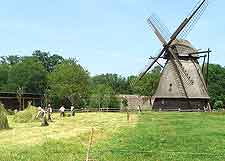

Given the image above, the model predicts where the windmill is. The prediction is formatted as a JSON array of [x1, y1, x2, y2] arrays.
[[137, 0, 211, 111]]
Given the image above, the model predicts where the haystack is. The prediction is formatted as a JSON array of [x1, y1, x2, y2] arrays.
[[13, 103, 38, 123], [0, 103, 9, 129]]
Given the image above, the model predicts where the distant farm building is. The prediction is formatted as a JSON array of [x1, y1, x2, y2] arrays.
[[119, 95, 151, 110], [0, 92, 43, 110]]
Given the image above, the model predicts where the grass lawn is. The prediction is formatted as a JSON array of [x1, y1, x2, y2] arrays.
[[0, 112, 137, 161], [1, 112, 225, 161], [91, 112, 225, 161]]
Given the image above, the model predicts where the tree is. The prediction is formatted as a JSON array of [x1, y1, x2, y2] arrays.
[[121, 97, 128, 108], [207, 64, 225, 107], [32, 50, 64, 72], [48, 59, 89, 108], [134, 66, 161, 97], [89, 84, 120, 109], [126, 75, 137, 94], [214, 100, 224, 110], [7, 57, 47, 93], [0, 55, 21, 65], [108, 96, 120, 109], [0, 64, 9, 91], [89, 84, 113, 108], [91, 73, 130, 94]]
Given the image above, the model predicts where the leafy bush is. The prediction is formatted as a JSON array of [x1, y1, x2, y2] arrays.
[[213, 100, 224, 110], [109, 96, 120, 109], [89, 96, 121, 109], [13, 104, 38, 123], [0, 103, 9, 129], [89, 96, 100, 108], [121, 97, 128, 108]]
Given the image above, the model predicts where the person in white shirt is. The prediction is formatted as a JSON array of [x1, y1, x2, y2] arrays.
[[36, 106, 49, 126], [59, 105, 65, 117], [47, 104, 53, 121], [71, 105, 75, 116], [37, 106, 45, 118]]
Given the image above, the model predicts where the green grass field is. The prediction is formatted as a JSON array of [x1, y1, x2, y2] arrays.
[[1, 112, 225, 161]]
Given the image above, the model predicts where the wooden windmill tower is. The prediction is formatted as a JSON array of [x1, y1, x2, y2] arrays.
[[137, 0, 211, 111]]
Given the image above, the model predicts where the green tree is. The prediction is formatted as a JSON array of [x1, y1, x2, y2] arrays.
[[48, 59, 89, 108], [7, 57, 47, 93], [126, 75, 137, 94], [89, 84, 113, 108], [109, 96, 120, 109], [134, 66, 161, 97], [32, 50, 64, 72], [0, 64, 9, 91], [121, 97, 128, 108], [207, 64, 225, 107], [0, 55, 21, 65], [89, 84, 120, 109], [214, 100, 224, 110], [91, 73, 130, 94]]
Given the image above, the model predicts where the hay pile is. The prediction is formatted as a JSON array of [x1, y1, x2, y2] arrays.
[[0, 103, 9, 129], [13, 104, 38, 123]]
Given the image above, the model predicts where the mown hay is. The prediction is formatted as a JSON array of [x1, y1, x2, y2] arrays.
[[13, 104, 38, 123], [0, 103, 9, 129]]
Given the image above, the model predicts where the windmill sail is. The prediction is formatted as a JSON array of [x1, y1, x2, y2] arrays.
[[178, 0, 208, 39], [138, 0, 208, 82], [147, 14, 171, 44]]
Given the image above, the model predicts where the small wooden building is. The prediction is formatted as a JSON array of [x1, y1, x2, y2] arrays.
[[119, 95, 151, 110], [0, 92, 43, 110]]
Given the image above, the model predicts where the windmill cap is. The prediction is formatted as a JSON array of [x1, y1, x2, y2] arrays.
[[171, 39, 195, 48], [171, 39, 199, 57]]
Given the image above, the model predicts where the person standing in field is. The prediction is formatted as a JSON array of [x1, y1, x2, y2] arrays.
[[137, 105, 142, 113], [37, 106, 45, 119], [41, 109, 49, 126], [59, 105, 65, 117], [47, 104, 53, 121], [122, 97, 128, 110], [36, 106, 49, 126], [71, 105, 75, 116]]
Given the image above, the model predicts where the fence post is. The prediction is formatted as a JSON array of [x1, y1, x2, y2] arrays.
[[86, 128, 94, 161], [126, 107, 130, 122]]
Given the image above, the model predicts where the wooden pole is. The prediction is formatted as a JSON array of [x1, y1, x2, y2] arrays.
[[206, 48, 210, 88], [22, 98, 25, 110], [201, 55, 206, 75], [126, 107, 130, 122], [86, 128, 94, 161], [206, 48, 211, 112]]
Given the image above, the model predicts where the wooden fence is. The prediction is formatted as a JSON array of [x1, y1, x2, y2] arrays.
[[52, 107, 151, 113]]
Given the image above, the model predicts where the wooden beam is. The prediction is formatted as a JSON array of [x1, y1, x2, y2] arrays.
[[206, 48, 210, 88], [201, 55, 206, 75]]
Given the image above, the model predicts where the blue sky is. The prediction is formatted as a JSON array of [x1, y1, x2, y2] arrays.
[[0, 0, 224, 76]]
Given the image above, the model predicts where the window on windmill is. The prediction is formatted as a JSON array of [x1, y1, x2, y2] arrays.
[[169, 83, 172, 92]]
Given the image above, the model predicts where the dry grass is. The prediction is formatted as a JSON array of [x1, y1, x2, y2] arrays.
[[0, 112, 138, 145], [13, 105, 38, 123]]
